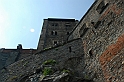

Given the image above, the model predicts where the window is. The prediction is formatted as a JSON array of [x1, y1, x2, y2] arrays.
[[51, 31, 57, 35], [96, 1, 109, 14], [65, 23, 71, 27], [79, 23, 89, 37], [67, 32, 70, 35], [65, 25, 71, 27], [69, 46, 72, 52], [94, 21, 101, 29], [53, 41, 58, 45], [51, 23, 58, 26], [55, 31, 57, 35]]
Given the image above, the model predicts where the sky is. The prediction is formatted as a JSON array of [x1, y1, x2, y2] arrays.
[[0, 0, 94, 49]]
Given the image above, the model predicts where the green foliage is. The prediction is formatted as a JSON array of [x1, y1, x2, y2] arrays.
[[1, 69, 6, 73], [84, 75, 89, 80], [43, 47, 51, 50], [43, 59, 56, 65], [23, 61, 28, 66], [55, 48, 58, 51], [43, 67, 53, 76], [62, 69, 70, 73], [8, 76, 17, 81]]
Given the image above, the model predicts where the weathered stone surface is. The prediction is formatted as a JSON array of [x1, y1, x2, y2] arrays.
[[0, 52, 18, 70], [0, 39, 84, 82], [0, 0, 124, 82]]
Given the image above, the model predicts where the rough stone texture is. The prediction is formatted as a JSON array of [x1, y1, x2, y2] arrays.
[[68, 0, 124, 82], [0, 39, 84, 82], [0, 51, 18, 70], [37, 18, 78, 51], [0, 49, 37, 70], [0, 0, 124, 82]]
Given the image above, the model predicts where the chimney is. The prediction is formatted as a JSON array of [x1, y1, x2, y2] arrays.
[[17, 44, 22, 50]]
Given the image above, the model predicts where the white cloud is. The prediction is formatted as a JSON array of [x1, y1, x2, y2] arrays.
[[30, 29, 35, 32]]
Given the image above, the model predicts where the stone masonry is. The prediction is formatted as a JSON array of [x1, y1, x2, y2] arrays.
[[0, 0, 124, 82], [37, 18, 78, 51]]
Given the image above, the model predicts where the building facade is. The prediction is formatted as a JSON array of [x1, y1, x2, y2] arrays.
[[37, 18, 78, 51]]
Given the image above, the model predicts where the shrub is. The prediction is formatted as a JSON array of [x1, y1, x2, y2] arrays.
[[8, 76, 17, 81], [62, 69, 70, 73], [43, 59, 56, 65], [43, 67, 53, 76]]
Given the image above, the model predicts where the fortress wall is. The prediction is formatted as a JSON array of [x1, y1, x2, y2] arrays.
[[0, 0, 124, 82], [79, 0, 124, 82], [0, 39, 84, 82]]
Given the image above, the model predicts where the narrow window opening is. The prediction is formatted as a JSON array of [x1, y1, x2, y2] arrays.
[[69, 46, 72, 52], [67, 32, 70, 35], [52, 23, 54, 26], [55, 31, 57, 35], [51, 31, 57, 35], [54, 41, 57, 45], [51, 23, 58, 26], [51, 31, 54, 35], [89, 49, 93, 57], [55, 23, 58, 26], [91, 22, 95, 25], [94, 21, 101, 29], [65, 23, 71, 27], [79, 28, 89, 37], [79, 23, 89, 37], [107, 20, 112, 26], [96, 1, 109, 14]]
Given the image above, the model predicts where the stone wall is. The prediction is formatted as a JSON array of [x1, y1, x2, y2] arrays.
[[0, 51, 18, 70], [37, 18, 78, 51], [68, 0, 124, 82], [0, 38, 84, 82], [0, 0, 124, 82]]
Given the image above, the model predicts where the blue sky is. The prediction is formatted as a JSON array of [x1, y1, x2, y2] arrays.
[[0, 0, 94, 49]]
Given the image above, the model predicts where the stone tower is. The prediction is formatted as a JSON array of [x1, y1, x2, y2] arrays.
[[37, 18, 78, 51]]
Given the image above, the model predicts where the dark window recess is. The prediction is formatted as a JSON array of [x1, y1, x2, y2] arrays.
[[91, 22, 95, 25], [79, 23, 88, 37], [54, 41, 57, 45], [51, 31, 54, 35], [79, 28, 89, 37], [52, 23, 58, 26], [67, 32, 70, 35], [65, 25, 71, 27], [96, 1, 109, 14], [94, 21, 101, 29], [55, 31, 57, 35], [69, 46, 72, 52], [65, 23, 71, 27], [51, 31, 57, 35], [89, 49, 93, 57], [108, 20, 112, 26], [55, 23, 58, 26], [52, 24, 54, 26]]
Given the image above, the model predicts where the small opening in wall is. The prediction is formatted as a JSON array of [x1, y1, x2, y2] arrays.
[[54, 41, 58, 45], [51, 31, 57, 35], [96, 1, 109, 14], [67, 32, 70, 35], [94, 21, 101, 29], [51, 31, 54, 35], [107, 20, 112, 26], [55, 31, 57, 35], [91, 22, 95, 25], [89, 49, 93, 57], [69, 46, 72, 52]]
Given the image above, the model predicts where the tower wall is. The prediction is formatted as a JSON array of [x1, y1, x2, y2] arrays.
[[37, 18, 78, 51]]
